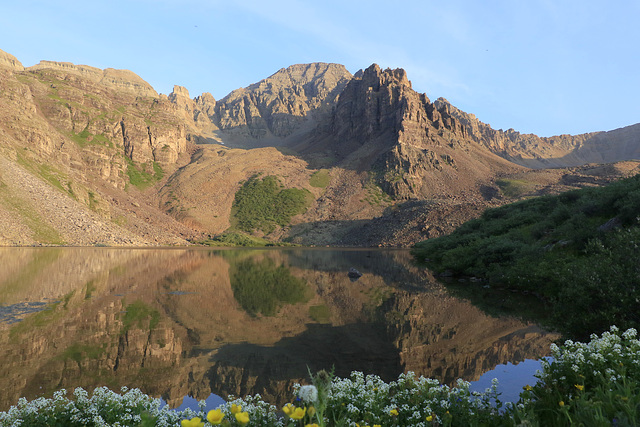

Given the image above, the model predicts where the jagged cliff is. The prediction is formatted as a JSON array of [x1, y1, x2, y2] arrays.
[[0, 47, 638, 247]]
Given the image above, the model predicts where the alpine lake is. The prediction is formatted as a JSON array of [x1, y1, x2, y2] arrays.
[[0, 247, 559, 411]]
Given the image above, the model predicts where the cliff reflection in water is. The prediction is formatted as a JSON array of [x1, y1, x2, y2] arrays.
[[0, 247, 559, 410]]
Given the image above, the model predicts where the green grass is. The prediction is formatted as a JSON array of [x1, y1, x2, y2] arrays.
[[495, 178, 536, 198], [87, 192, 98, 211], [362, 182, 392, 206], [309, 304, 331, 324], [231, 175, 311, 234], [309, 169, 331, 188], [125, 157, 163, 189], [413, 174, 640, 340], [120, 300, 161, 334], [8, 293, 72, 342], [15, 150, 76, 198], [69, 128, 113, 148], [84, 280, 96, 299], [58, 343, 106, 363]]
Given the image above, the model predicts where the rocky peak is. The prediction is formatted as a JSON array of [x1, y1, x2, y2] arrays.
[[213, 63, 352, 139], [318, 64, 418, 159], [360, 64, 411, 90], [0, 49, 24, 71], [168, 85, 194, 110], [194, 92, 216, 114]]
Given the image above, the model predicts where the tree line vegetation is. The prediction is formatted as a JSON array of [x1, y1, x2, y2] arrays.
[[412, 174, 640, 340]]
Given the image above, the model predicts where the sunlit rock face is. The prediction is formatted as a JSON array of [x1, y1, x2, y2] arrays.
[[0, 248, 559, 410]]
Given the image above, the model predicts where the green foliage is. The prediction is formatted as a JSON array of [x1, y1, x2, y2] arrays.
[[413, 174, 640, 339], [120, 300, 160, 333], [519, 327, 640, 426], [125, 157, 163, 189], [362, 181, 392, 206], [202, 231, 274, 247], [309, 169, 331, 188], [309, 304, 332, 324], [495, 178, 535, 198], [232, 175, 311, 234], [59, 343, 106, 363], [230, 257, 309, 316]]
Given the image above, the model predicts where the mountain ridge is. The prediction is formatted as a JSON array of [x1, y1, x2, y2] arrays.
[[1, 48, 638, 247]]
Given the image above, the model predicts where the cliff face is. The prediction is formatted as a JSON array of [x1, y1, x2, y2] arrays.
[[297, 64, 523, 200], [1, 47, 639, 247], [0, 50, 203, 246], [435, 98, 640, 168], [199, 63, 352, 142]]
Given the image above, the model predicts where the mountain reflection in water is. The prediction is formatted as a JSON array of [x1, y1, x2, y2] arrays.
[[0, 247, 559, 410]]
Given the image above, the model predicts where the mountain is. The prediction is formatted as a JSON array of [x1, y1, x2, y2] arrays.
[[0, 48, 638, 247]]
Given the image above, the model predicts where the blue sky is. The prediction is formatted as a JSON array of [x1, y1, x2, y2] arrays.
[[2, 0, 638, 137]]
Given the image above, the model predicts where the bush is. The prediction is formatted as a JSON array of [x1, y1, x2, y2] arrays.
[[232, 176, 310, 234], [230, 258, 309, 316], [413, 174, 640, 339]]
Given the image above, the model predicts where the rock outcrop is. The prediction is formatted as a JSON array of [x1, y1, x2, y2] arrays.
[[1, 48, 639, 247], [434, 98, 640, 168], [0, 49, 24, 71], [211, 63, 352, 140], [28, 60, 158, 97]]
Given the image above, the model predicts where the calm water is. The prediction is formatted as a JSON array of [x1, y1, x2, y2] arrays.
[[0, 247, 558, 410]]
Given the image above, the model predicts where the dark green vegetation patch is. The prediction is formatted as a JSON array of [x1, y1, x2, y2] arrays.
[[231, 175, 311, 234], [125, 158, 164, 189], [120, 300, 160, 333], [230, 257, 309, 316], [413, 174, 640, 340]]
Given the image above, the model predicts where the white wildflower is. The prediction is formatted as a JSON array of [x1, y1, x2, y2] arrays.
[[298, 385, 318, 403]]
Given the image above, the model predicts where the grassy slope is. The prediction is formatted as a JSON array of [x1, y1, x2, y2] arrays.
[[412, 174, 640, 340]]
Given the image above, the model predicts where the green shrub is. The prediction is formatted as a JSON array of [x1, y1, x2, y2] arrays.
[[125, 158, 163, 189], [120, 300, 160, 334], [230, 258, 309, 316], [232, 175, 310, 234], [413, 174, 640, 339]]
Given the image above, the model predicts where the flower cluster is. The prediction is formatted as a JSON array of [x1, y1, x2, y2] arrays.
[[0, 386, 189, 426], [1, 327, 638, 426], [538, 326, 639, 391]]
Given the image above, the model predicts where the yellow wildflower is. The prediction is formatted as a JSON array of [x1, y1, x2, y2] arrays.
[[523, 385, 533, 391], [206, 409, 225, 425], [231, 403, 242, 414], [181, 417, 204, 427], [390, 408, 399, 416], [559, 401, 565, 407], [290, 406, 307, 420], [374, 424, 382, 427], [305, 424, 320, 427], [282, 403, 295, 417], [235, 411, 250, 425], [307, 405, 316, 417], [575, 384, 584, 391], [426, 415, 433, 422]]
